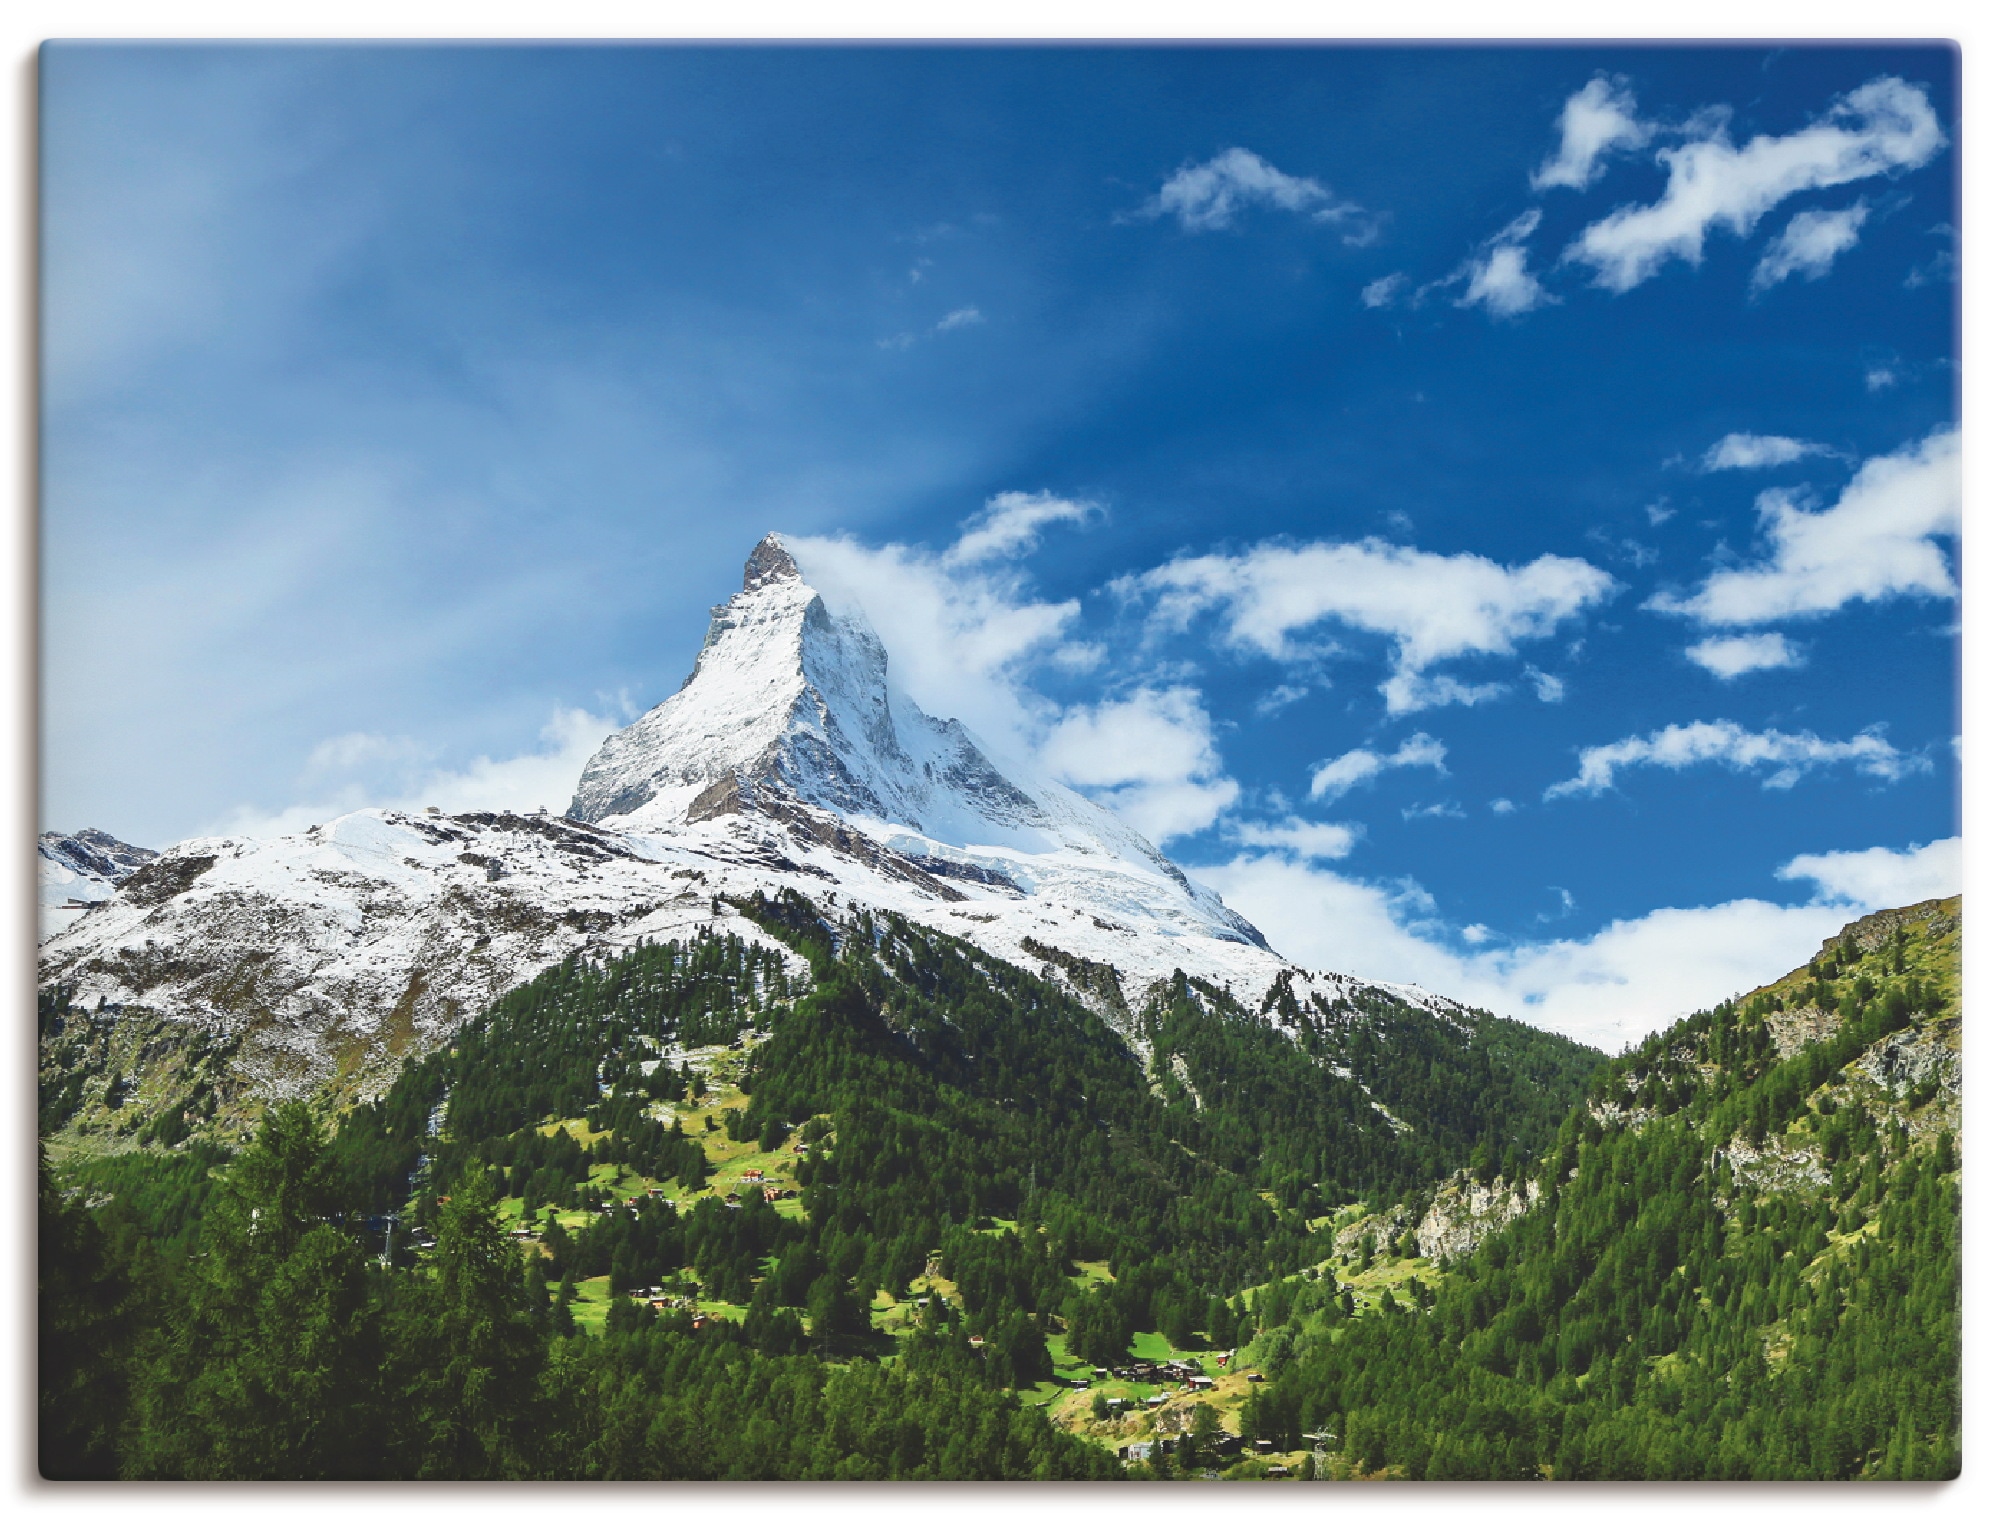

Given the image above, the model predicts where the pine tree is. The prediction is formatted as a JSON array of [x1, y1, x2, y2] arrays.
[[127, 1103, 384, 1478]]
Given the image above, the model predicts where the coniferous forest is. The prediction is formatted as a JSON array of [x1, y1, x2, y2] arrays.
[[39, 890, 1959, 1480]]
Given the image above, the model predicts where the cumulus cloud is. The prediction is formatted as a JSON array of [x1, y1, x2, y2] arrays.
[[1685, 632, 1805, 679], [1145, 147, 1367, 235], [1125, 537, 1616, 715], [1532, 75, 1655, 192], [1309, 732, 1448, 800], [1195, 833, 1958, 1050], [1699, 432, 1831, 471], [1526, 666, 1566, 702], [205, 706, 620, 840], [942, 490, 1100, 568], [1545, 718, 1922, 799], [1751, 202, 1870, 292], [1040, 686, 1239, 841], [1566, 77, 1943, 292], [1776, 836, 1960, 908], [1454, 210, 1555, 318], [1650, 428, 1959, 625]]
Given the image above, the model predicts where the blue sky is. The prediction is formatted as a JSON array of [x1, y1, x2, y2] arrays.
[[41, 44, 1960, 1046]]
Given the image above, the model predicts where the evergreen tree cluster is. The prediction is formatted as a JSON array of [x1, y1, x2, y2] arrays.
[[40, 886, 1953, 1481], [1232, 915, 1961, 1479]]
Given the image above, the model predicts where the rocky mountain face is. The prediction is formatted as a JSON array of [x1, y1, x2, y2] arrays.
[[39, 828, 158, 938], [44, 534, 1482, 1134]]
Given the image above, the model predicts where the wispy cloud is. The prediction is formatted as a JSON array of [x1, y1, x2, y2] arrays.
[[942, 490, 1099, 568], [1360, 272, 1407, 308], [1143, 147, 1375, 239], [1698, 432, 1834, 471], [1402, 800, 1465, 821], [204, 707, 620, 839], [1454, 210, 1556, 318], [1650, 428, 1959, 624], [1904, 224, 1959, 287], [1565, 77, 1942, 292], [1545, 718, 1922, 799], [1751, 201, 1870, 292], [1309, 731, 1449, 800], [877, 305, 989, 350], [1532, 75, 1655, 192], [1227, 817, 1362, 861]]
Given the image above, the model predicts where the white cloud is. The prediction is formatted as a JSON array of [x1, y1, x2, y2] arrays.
[[1526, 666, 1566, 702], [1402, 800, 1465, 821], [788, 522, 1089, 768], [1751, 202, 1870, 292], [1649, 428, 1959, 625], [1532, 75, 1655, 192], [1685, 632, 1805, 679], [934, 306, 985, 333], [1699, 432, 1830, 471], [1126, 537, 1616, 715], [205, 706, 619, 840], [1196, 834, 1958, 1050], [1379, 672, 1509, 715], [793, 509, 1235, 843], [1866, 367, 1899, 391], [1254, 682, 1312, 717], [1546, 718, 1922, 799], [1309, 732, 1448, 800], [1454, 210, 1554, 319], [1146, 147, 1361, 233], [1040, 686, 1239, 842], [1490, 798, 1517, 815], [1227, 818, 1362, 861], [1776, 836, 1960, 908], [1566, 77, 1943, 292], [1361, 272, 1408, 308], [942, 490, 1099, 568]]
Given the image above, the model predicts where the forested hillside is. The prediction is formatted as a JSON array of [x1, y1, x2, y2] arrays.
[[43, 891, 1954, 1481], [1229, 898, 1961, 1479], [40, 889, 1603, 1478]]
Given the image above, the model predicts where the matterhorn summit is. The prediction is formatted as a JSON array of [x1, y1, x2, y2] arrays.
[[567, 533, 1266, 955], [38, 534, 1456, 1102]]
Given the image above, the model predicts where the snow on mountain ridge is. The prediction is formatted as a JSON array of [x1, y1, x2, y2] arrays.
[[39, 828, 158, 939], [568, 532, 1259, 944], [39, 534, 1497, 1106]]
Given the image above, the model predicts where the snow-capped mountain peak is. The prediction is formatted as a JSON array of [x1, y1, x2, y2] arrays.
[[45, 534, 1499, 1109], [566, 534, 1232, 909]]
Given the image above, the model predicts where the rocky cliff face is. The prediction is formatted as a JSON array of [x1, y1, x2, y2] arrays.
[[1416, 1172, 1543, 1261]]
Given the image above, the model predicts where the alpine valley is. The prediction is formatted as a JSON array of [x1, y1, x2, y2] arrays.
[[38, 536, 1961, 1481]]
